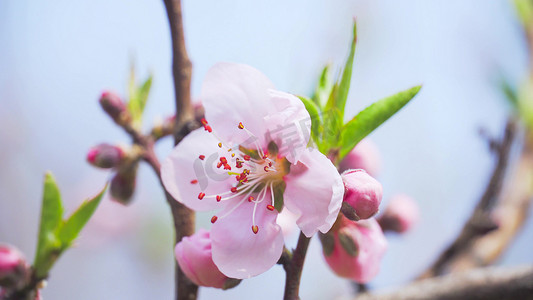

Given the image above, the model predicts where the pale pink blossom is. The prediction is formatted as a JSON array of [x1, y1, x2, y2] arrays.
[[339, 139, 381, 176], [175, 229, 235, 289], [162, 63, 343, 279], [378, 194, 419, 233], [321, 217, 387, 283], [342, 169, 383, 220]]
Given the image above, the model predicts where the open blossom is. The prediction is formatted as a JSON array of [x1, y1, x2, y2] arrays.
[[175, 229, 238, 289], [321, 217, 387, 283], [162, 62, 343, 279]]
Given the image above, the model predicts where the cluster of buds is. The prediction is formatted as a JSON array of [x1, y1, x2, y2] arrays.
[[174, 230, 240, 290], [320, 139, 419, 283]]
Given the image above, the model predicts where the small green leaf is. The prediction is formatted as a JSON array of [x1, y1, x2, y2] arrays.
[[33, 172, 64, 278], [127, 64, 153, 126], [312, 64, 334, 107], [137, 75, 153, 115], [339, 85, 421, 159], [297, 95, 321, 143], [501, 78, 518, 108], [322, 107, 343, 153], [514, 0, 533, 27], [319, 233, 335, 257], [333, 21, 357, 117], [57, 185, 107, 247]]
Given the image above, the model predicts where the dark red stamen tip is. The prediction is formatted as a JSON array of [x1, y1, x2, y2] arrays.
[[211, 216, 218, 223], [190, 179, 198, 184], [201, 118, 208, 125], [238, 122, 244, 129], [199, 155, 205, 160], [216, 195, 222, 202], [267, 205, 275, 211], [248, 196, 255, 202], [198, 192, 206, 200], [231, 187, 238, 193], [244, 155, 251, 161], [252, 225, 259, 234]]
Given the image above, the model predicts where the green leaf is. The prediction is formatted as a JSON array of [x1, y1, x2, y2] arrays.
[[33, 172, 64, 278], [501, 78, 518, 108], [312, 64, 334, 107], [137, 75, 153, 115], [297, 95, 321, 143], [338, 231, 358, 257], [514, 0, 533, 27], [322, 107, 343, 152], [339, 85, 422, 159], [333, 21, 357, 117], [127, 64, 153, 126], [273, 181, 286, 213], [57, 185, 107, 247]]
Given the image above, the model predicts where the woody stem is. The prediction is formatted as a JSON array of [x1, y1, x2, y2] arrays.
[[283, 232, 311, 300]]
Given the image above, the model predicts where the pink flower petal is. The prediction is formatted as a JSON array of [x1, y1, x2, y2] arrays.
[[211, 191, 284, 279], [201, 62, 276, 148], [284, 149, 344, 237], [161, 128, 236, 211], [265, 90, 311, 164]]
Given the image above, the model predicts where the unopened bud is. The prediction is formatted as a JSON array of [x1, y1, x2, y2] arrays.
[[0, 245, 28, 289], [110, 163, 137, 205], [321, 218, 387, 283], [378, 194, 419, 233], [87, 144, 125, 169], [99, 91, 130, 125], [339, 139, 381, 176], [175, 229, 240, 289], [341, 169, 383, 220]]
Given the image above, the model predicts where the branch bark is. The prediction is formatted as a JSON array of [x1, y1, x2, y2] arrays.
[[418, 119, 518, 279], [356, 265, 533, 300], [283, 232, 311, 300], [162, 0, 198, 299]]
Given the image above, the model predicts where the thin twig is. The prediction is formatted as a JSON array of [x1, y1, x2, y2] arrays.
[[356, 265, 533, 300], [283, 232, 311, 300], [418, 119, 517, 279], [161, 0, 197, 299]]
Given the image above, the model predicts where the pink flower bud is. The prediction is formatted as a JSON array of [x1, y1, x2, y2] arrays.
[[175, 229, 240, 289], [378, 194, 419, 233], [341, 169, 383, 220], [87, 144, 125, 169], [0, 245, 27, 288], [99, 91, 130, 124], [110, 163, 138, 205], [321, 218, 387, 283], [339, 139, 381, 176]]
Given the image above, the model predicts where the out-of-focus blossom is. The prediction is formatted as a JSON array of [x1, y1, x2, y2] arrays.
[[110, 162, 138, 205], [0, 245, 28, 290], [320, 217, 387, 283], [339, 139, 381, 176], [162, 62, 343, 279], [86, 143, 125, 169], [378, 194, 419, 233], [175, 229, 240, 289], [341, 169, 383, 220]]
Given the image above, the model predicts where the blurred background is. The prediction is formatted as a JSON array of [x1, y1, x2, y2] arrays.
[[1, 0, 532, 299]]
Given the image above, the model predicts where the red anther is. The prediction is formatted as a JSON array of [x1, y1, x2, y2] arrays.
[[199, 155, 205, 160], [224, 164, 232, 170], [204, 125, 212, 132], [267, 205, 275, 211], [231, 153, 235, 157], [269, 162, 273, 167], [217, 162, 223, 168], [244, 155, 251, 161], [231, 187, 238, 193], [220, 157, 228, 163], [198, 192, 206, 200], [190, 179, 198, 184], [236, 161, 243, 168], [262, 151, 269, 160], [248, 196, 255, 202], [216, 195, 222, 202], [236, 175, 241, 181], [244, 169, 250, 175], [218, 142, 222, 148], [238, 122, 244, 129], [252, 225, 259, 234], [201, 118, 208, 125], [264, 166, 269, 172], [211, 216, 218, 223]]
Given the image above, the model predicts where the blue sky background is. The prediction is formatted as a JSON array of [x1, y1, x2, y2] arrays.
[[1, 1, 532, 299]]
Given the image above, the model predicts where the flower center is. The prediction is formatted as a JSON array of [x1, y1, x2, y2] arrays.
[[191, 119, 289, 234]]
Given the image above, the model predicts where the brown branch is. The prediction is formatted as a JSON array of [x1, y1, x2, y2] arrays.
[[418, 119, 517, 279], [161, 0, 197, 299], [356, 265, 533, 300], [283, 232, 311, 300]]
